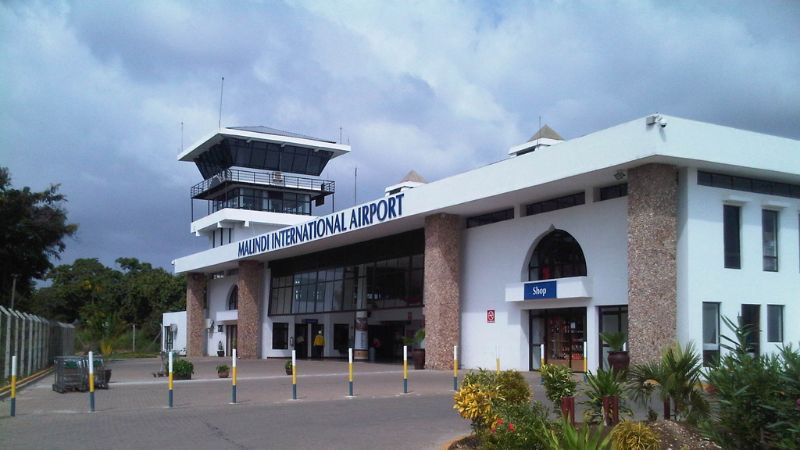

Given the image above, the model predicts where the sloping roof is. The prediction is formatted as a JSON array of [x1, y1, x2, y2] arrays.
[[400, 170, 427, 183], [227, 126, 336, 144], [528, 124, 564, 142]]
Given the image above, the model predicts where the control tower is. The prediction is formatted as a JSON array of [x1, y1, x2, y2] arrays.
[[179, 126, 350, 248]]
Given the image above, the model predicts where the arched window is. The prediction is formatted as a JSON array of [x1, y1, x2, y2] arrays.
[[228, 286, 238, 310], [528, 230, 587, 281]]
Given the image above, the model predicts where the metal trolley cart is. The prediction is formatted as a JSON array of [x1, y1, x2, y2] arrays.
[[90, 355, 110, 390], [52, 356, 87, 393]]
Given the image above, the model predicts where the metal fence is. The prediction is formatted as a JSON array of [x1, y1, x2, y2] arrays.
[[0, 306, 75, 381]]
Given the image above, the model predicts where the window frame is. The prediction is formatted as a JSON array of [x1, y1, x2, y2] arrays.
[[767, 305, 784, 343], [702, 302, 721, 366], [272, 322, 289, 349], [723, 204, 741, 269], [762, 209, 779, 272]]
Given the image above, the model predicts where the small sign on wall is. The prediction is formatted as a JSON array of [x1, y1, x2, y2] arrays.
[[487, 310, 495, 323]]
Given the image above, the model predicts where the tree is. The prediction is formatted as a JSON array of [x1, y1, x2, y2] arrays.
[[0, 166, 77, 306]]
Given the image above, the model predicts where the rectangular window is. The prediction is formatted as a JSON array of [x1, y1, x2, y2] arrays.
[[762, 209, 779, 271], [272, 322, 289, 349], [698, 170, 800, 199], [702, 302, 720, 366], [466, 208, 514, 228], [598, 183, 628, 201], [525, 192, 585, 216], [723, 205, 741, 269], [767, 305, 784, 342]]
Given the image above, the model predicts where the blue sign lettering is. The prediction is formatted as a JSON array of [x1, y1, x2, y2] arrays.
[[523, 280, 557, 300], [237, 193, 405, 258]]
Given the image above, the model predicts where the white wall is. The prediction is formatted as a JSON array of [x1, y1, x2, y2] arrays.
[[161, 311, 187, 355], [681, 167, 800, 356], [206, 275, 237, 355], [460, 194, 629, 371]]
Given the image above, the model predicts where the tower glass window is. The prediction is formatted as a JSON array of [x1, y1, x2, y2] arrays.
[[228, 286, 238, 310]]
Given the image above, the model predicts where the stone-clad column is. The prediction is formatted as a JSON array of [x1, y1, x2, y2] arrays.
[[627, 164, 678, 364], [423, 213, 461, 369], [237, 260, 263, 359], [186, 273, 207, 357]]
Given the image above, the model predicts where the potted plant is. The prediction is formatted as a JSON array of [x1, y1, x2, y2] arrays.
[[216, 364, 229, 378], [540, 363, 578, 424], [172, 359, 194, 380], [217, 341, 225, 357], [601, 331, 629, 372], [284, 359, 294, 375], [403, 329, 426, 370]]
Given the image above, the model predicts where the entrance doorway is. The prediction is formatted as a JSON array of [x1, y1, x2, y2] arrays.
[[529, 307, 587, 372], [312, 323, 324, 359], [225, 324, 238, 356], [368, 323, 405, 362], [295, 324, 309, 359], [741, 304, 760, 357]]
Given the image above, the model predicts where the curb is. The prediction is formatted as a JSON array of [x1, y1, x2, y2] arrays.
[[0, 367, 54, 400], [439, 434, 469, 450]]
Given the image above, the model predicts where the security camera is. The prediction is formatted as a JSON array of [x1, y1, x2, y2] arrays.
[[658, 117, 667, 128]]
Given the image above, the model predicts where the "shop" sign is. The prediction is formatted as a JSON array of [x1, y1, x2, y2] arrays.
[[523, 280, 557, 300]]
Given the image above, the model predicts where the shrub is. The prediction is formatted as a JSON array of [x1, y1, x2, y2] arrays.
[[454, 369, 532, 432], [610, 421, 660, 450], [582, 368, 631, 424], [495, 370, 532, 406], [453, 381, 498, 430], [540, 363, 577, 404], [546, 419, 612, 450], [172, 359, 194, 378], [479, 403, 552, 450], [702, 317, 800, 449]]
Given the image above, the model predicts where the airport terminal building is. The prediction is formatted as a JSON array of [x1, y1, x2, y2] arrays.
[[172, 115, 800, 372]]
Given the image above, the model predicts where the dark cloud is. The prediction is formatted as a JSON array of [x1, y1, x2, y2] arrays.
[[1, 0, 798, 274]]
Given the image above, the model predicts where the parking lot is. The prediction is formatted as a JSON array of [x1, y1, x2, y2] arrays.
[[2, 357, 473, 449]]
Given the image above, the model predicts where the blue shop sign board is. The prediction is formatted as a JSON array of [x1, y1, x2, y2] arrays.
[[523, 280, 557, 300]]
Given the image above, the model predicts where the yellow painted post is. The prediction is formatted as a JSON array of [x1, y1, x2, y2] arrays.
[[403, 345, 408, 394], [10, 355, 17, 417], [291, 350, 297, 400], [347, 348, 353, 397], [453, 345, 458, 391], [168, 351, 173, 408], [88, 351, 95, 412], [231, 348, 237, 404], [495, 345, 500, 374]]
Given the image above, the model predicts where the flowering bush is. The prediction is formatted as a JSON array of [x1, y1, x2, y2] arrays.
[[480, 403, 552, 450]]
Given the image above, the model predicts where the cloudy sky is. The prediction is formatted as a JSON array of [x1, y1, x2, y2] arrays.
[[1, 0, 799, 273]]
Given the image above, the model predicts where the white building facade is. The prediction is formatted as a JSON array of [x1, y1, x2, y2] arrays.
[[173, 115, 800, 372]]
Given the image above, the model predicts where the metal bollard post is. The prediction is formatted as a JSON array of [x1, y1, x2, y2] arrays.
[[453, 345, 458, 391], [168, 351, 173, 408], [583, 342, 588, 381], [291, 350, 297, 400], [88, 351, 95, 412], [540, 344, 545, 384], [231, 349, 237, 404], [495, 345, 500, 374], [10, 355, 17, 417], [348, 348, 354, 397], [403, 345, 408, 394]]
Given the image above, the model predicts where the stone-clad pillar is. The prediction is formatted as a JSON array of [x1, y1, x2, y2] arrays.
[[238, 260, 263, 359], [627, 164, 678, 364], [423, 213, 461, 369], [186, 273, 207, 357]]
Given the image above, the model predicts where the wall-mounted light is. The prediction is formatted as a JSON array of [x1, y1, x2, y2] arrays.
[[646, 114, 667, 128], [614, 170, 627, 181]]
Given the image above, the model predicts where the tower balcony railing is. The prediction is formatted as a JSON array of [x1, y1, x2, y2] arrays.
[[191, 168, 335, 199]]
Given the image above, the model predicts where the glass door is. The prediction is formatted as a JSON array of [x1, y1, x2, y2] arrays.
[[599, 306, 628, 371], [543, 308, 587, 372]]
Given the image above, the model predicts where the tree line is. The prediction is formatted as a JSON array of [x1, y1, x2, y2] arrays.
[[1, 166, 185, 346]]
